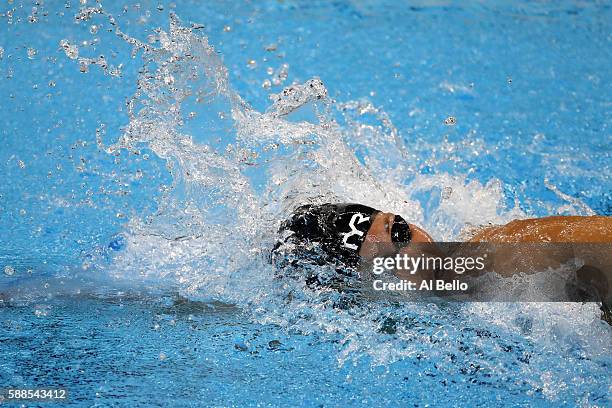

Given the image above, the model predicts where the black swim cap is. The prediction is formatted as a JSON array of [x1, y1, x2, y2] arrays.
[[277, 203, 378, 267]]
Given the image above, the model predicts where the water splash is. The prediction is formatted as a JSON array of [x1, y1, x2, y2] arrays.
[[52, 8, 610, 401]]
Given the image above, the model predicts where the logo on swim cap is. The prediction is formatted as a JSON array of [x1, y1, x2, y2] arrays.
[[276, 203, 378, 268], [342, 213, 371, 250]]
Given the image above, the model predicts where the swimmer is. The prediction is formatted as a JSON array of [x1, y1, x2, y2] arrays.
[[272, 203, 612, 323]]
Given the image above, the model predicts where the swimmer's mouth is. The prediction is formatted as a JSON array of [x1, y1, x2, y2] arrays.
[[391, 215, 411, 244]]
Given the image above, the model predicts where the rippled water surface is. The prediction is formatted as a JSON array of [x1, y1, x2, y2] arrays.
[[1, 1, 611, 406]]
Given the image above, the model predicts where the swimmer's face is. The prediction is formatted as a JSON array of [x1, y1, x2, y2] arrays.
[[358, 212, 433, 261], [358, 212, 401, 260]]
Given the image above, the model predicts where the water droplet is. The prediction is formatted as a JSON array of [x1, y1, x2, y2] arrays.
[[223, 25, 231, 32], [164, 75, 175, 85], [266, 67, 274, 75], [159, 352, 167, 360], [59, 39, 79, 59], [35, 306, 49, 317], [0, 47, 4, 60], [262, 79, 271, 89], [444, 116, 456, 126], [18, 160, 25, 169], [442, 186, 453, 199], [48, 80, 56, 87], [156, 4, 164, 11], [507, 76, 513, 84], [4, 265, 15, 276], [109, 65, 123, 77], [247, 59, 257, 69], [89, 24, 98, 34], [188, 111, 197, 119], [27, 47, 37, 59], [264, 43, 277, 52], [268, 63, 289, 86], [19, 209, 26, 216]]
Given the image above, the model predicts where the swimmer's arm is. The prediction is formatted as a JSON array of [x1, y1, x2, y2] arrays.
[[468, 216, 612, 243]]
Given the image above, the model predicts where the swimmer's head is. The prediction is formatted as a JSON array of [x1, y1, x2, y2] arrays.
[[274, 203, 413, 268]]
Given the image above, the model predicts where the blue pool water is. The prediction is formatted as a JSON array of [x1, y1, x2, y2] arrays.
[[1, 1, 611, 406]]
